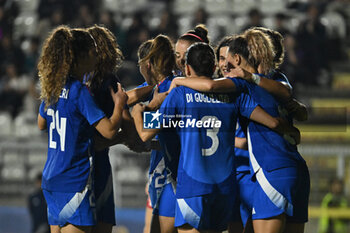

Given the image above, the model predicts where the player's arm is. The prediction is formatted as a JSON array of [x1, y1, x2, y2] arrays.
[[120, 108, 153, 152], [235, 137, 248, 150], [126, 85, 155, 107], [169, 76, 237, 93], [228, 67, 308, 121], [37, 114, 46, 130], [94, 83, 128, 139], [131, 103, 161, 142], [249, 106, 300, 144], [227, 67, 292, 101], [144, 87, 168, 111]]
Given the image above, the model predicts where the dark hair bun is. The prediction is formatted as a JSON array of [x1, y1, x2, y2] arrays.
[[194, 24, 209, 43]]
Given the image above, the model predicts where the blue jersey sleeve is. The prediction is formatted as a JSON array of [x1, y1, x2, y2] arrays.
[[237, 93, 259, 119], [77, 86, 106, 125], [227, 77, 249, 92], [39, 101, 47, 119], [137, 81, 148, 88]]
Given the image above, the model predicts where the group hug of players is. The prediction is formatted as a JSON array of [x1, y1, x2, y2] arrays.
[[37, 23, 310, 233]]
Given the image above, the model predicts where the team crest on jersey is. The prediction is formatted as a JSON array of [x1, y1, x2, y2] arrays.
[[143, 111, 162, 129]]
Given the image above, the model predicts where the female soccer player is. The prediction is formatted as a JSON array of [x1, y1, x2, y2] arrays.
[[37, 26, 127, 233], [136, 34, 180, 233], [86, 25, 136, 233], [215, 36, 234, 78], [132, 42, 299, 233], [233, 27, 307, 121], [225, 27, 307, 233], [168, 31, 309, 233], [175, 24, 210, 74]]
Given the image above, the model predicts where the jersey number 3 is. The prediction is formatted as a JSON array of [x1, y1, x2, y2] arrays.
[[48, 109, 67, 151], [201, 116, 219, 156]]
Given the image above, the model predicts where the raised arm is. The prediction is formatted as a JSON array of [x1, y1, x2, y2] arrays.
[[169, 77, 237, 93], [131, 103, 161, 142], [126, 85, 154, 106], [226, 67, 292, 102], [227, 67, 308, 121]]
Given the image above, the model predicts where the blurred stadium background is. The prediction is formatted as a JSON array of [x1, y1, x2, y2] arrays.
[[0, 0, 349, 232]]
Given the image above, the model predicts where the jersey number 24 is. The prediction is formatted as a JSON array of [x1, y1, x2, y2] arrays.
[[47, 109, 67, 152]]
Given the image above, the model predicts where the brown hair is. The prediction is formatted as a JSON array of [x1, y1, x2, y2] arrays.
[[251, 27, 284, 69], [229, 30, 274, 74], [37, 25, 73, 107], [87, 25, 124, 89], [38, 25, 97, 107], [139, 34, 176, 78], [138, 40, 153, 61], [244, 29, 275, 74]]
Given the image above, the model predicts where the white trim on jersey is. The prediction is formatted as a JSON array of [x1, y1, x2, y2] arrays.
[[247, 127, 293, 216], [59, 152, 94, 221], [177, 199, 200, 227], [59, 184, 89, 221]]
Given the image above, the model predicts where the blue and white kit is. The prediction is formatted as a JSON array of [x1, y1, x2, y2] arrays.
[[39, 77, 105, 226], [159, 80, 258, 231]]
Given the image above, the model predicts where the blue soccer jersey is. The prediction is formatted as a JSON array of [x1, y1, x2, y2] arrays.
[[145, 75, 181, 209], [39, 77, 105, 192], [159, 83, 258, 198], [228, 77, 305, 172], [234, 69, 292, 173]]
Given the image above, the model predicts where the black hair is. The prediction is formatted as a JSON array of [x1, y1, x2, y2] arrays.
[[215, 35, 234, 63], [178, 24, 210, 44], [70, 29, 96, 68], [228, 36, 250, 65], [186, 42, 215, 77]]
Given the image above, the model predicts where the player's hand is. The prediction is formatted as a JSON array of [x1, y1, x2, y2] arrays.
[[148, 87, 168, 110], [168, 77, 185, 92], [111, 83, 128, 106], [131, 103, 146, 117], [226, 67, 252, 82], [225, 66, 244, 78], [275, 117, 301, 145], [284, 126, 301, 145]]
